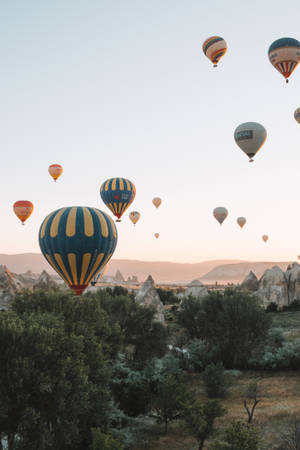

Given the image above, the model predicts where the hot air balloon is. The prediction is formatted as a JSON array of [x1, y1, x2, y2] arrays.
[[294, 108, 300, 124], [262, 235, 268, 243], [152, 197, 162, 209], [13, 201, 34, 225], [298, 255, 300, 261], [202, 36, 227, 67], [213, 207, 228, 225], [91, 263, 109, 286], [129, 211, 140, 225], [39, 206, 118, 295], [48, 164, 63, 182], [100, 178, 136, 222], [154, 233, 159, 239], [234, 122, 267, 162], [268, 37, 300, 83], [237, 217, 246, 228]]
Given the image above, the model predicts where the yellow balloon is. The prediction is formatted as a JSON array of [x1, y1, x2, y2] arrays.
[[129, 211, 140, 225]]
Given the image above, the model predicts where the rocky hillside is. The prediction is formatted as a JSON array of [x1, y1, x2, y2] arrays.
[[201, 261, 292, 284]]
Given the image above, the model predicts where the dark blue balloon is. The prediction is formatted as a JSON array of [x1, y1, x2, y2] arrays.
[[39, 206, 117, 295]]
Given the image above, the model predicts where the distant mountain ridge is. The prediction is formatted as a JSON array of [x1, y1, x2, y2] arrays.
[[200, 261, 292, 283], [0, 253, 294, 283]]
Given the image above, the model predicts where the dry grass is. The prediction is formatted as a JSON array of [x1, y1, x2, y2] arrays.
[[137, 371, 300, 450]]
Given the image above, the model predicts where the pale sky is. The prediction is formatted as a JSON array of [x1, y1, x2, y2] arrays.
[[1, 0, 300, 263]]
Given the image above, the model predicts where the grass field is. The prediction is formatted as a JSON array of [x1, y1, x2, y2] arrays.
[[270, 310, 300, 331], [136, 371, 300, 450]]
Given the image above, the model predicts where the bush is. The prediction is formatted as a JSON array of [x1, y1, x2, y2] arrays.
[[90, 429, 123, 450], [249, 339, 300, 370], [209, 421, 260, 450], [266, 302, 278, 312], [156, 288, 180, 305], [283, 300, 300, 311], [202, 363, 229, 398], [187, 339, 220, 372]]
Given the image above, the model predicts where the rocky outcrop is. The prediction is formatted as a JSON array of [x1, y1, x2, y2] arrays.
[[285, 262, 300, 303], [115, 270, 125, 283], [183, 279, 208, 300], [33, 270, 58, 291], [0, 265, 24, 310], [240, 271, 259, 291], [135, 275, 164, 323], [256, 266, 289, 308]]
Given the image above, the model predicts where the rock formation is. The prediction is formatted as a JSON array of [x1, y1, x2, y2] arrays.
[[135, 275, 164, 323], [256, 266, 289, 308], [240, 271, 259, 291], [33, 270, 58, 291], [115, 270, 125, 283], [183, 279, 208, 300], [0, 265, 24, 310], [285, 262, 300, 304]]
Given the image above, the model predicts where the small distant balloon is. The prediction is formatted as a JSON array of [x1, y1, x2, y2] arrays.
[[237, 217, 246, 228], [154, 233, 160, 239], [262, 235, 269, 243], [202, 36, 227, 67], [213, 207, 228, 225], [294, 108, 300, 124], [268, 37, 300, 83], [152, 197, 162, 209], [298, 255, 300, 261], [234, 122, 267, 162], [48, 164, 63, 182], [129, 211, 140, 225], [13, 200, 34, 225]]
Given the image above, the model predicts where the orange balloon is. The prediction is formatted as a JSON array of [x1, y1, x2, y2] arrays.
[[152, 197, 162, 208], [48, 164, 63, 182], [13, 201, 34, 225]]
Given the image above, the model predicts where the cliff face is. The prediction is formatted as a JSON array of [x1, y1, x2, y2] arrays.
[[0, 265, 24, 310]]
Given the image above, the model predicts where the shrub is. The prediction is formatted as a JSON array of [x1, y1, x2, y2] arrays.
[[266, 302, 278, 312], [202, 363, 229, 398]]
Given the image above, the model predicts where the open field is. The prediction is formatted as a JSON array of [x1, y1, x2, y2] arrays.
[[136, 371, 300, 450]]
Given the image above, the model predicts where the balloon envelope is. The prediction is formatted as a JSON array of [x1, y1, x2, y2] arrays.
[[48, 164, 63, 181], [237, 217, 246, 228], [213, 207, 228, 225], [262, 235, 268, 243], [13, 200, 34, 225], [129, 211, 140, 225], [100, 178, 136, 221], [294, 108, 300, 124], [268, 37, 300, 82], [234, 122, 267, 162], [39, 206, 118, 295], [203, 36, 227, 67], [152, 197, 162, 208]]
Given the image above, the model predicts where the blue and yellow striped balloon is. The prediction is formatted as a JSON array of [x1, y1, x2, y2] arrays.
[[39, 206, 118, 295], [100, 177, 136, 222]]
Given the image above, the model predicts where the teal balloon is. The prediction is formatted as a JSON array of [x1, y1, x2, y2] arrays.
[[100, 177, 136, 221], [39, 206, 118, 295]]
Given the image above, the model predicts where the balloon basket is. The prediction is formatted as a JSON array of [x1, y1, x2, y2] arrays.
[[249, 159, 254, 163], [286, 79, 289, 83], [116, 219, 121, 222], [213, 64, 218, 68]]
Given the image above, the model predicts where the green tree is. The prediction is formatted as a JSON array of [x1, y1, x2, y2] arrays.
[[89, 428, 123, 450], [202, 363, 228, 398], [184, 399, 226, 450], [178, 290, 271, 368], [0, 312, 91, 450], [243, 380, 261, 424], [209, 421, 260, 450], [151, 375, 187, 433]]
